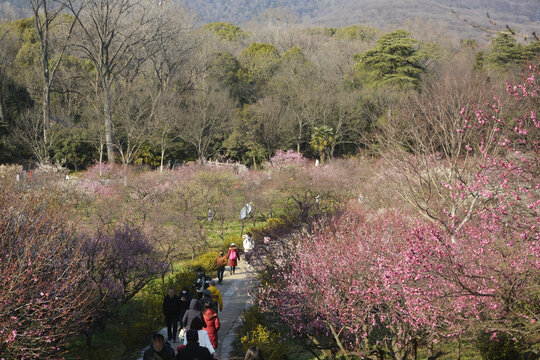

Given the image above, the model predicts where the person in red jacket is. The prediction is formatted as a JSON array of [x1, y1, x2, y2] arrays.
[[227, 243, 240, 275], [202, 302, 220, 350]]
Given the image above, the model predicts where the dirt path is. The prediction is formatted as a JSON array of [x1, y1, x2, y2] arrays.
[[136, 262, 254, 360]]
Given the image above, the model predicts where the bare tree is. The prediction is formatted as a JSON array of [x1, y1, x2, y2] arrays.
[[112, 83, 151, 170], [177, 83, 236, 162], [12, 108, 60, 164], [377, 62, 507, 240], [143, 2, 198, 171], [0, 27, 10, 124], [65, 0, 159, 163], [28, 0, 80, 160]]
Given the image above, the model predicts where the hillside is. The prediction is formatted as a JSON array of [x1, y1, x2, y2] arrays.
[[2, 0, 538, 39], [183, 0, 539, 38]]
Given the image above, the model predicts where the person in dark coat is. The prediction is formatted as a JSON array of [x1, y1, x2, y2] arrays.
[[193, 268, 211, 300], [143, 333, 175, 360], [163, 288, 179, 341], [200, 289, 218, 314], [175, 330, 214, 360], [178, 286, 192, 328], [182, 299, 206, 331]]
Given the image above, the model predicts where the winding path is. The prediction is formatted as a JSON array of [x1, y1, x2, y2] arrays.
[[136, 262, 254, 360]]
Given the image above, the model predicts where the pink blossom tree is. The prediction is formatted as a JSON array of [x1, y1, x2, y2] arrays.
[[257, 66, 539, 359], [0, 190, 98, 359]]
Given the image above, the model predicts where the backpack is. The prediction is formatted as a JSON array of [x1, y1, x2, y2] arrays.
[[196, 276, 208, 293], [229, 250, 237, 260]]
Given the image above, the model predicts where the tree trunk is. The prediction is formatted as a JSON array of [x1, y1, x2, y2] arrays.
[[41, 25, 51, 163], [0, 70, 5, 123], [297, 120, 303, 153], [99, 142, 103, 177], [160, 147, 165, 173], [103, 84, 115, 163], [43, 76, 50, 149]]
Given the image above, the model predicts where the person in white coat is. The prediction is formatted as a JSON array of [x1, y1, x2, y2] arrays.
[[243, 232, 255, 265], [180, 317, 217, 358]]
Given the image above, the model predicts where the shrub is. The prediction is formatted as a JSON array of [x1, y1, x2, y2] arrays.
[[191, 250, 220, 272], [223, 235, 242, 252], [476, 332, 525, 360], [0, 190, 98, 359], [240, 307, 287, 360], [241, 324, 286, 360], [268, 150, 307, 168]]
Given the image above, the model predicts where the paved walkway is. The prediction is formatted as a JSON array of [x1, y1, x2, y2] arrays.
[[137, 262, 254, 360]]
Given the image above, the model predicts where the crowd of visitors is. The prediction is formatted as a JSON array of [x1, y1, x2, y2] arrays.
[[144, 238, 263, 360]]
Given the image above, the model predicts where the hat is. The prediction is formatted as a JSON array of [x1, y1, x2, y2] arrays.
[[186, 329, 198, 342], [231, 243, 236, 246]]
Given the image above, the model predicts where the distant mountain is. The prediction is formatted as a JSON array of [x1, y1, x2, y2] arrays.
[[184, 0, 540, 37], [2, 0, 538, 39]]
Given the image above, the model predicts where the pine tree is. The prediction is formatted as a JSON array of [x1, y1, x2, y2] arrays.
[[353, 30, 426, 89]]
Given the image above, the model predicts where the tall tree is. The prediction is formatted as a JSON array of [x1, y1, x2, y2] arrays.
[[28, 0, 79, 161], [177, 83, 235, 162], [65, 0, 158, 163]]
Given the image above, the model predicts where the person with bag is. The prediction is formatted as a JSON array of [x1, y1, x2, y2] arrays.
[[193, 268, 211, 299], [215, 251, 228, 284], [227, 243, 240, 275], [182, 299, 206, 331]]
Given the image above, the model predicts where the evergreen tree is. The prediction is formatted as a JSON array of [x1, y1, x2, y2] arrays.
[[353, 30, 426, 89], [485, 33, 525, 68]]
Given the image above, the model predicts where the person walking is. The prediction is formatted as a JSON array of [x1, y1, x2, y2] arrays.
[[193, 268, 211, 299], [207, 280, 223, 313], [215, 251, 228, 284], [243, 233, 255, 265], [176, 330, 215, 360], [243, 233, 255, 254], [182, 299, 206, 331], [143, 333, 175, 360], [202, 300, 220, 350], [179, 318, 217, 357], [200, 289, 217, 314], [163, 288, 179, 342], [244, 346, 264, 360], [178, 286, 192, 330], [227, 243, 240, 275]]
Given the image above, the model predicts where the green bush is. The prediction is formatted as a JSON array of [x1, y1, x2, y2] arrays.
[[240, 306, 286, 360], [192, 251, 220, 272], [476, 332, 525, 360], [223, 234, 242, 252], [241, 324, 286, 360]]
